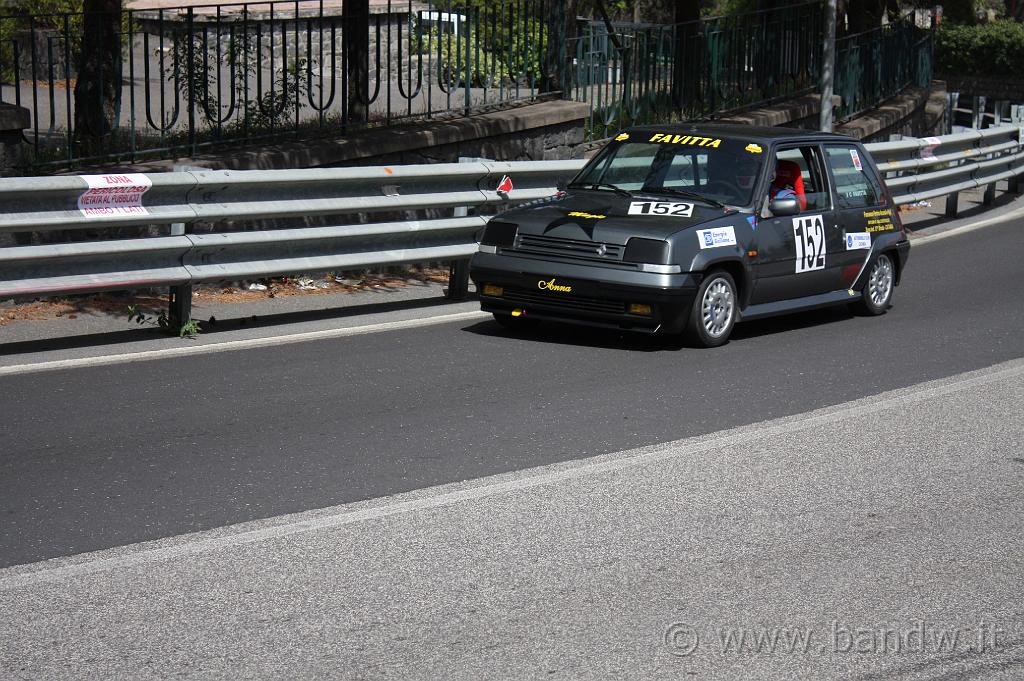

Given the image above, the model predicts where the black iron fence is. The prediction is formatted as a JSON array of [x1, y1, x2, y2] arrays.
[[0, 0, 551, 169], [563, 2, 825, 139], [564, 3, 935, 139], [0, 1, 935, 170], [834, 14, 933, 121]]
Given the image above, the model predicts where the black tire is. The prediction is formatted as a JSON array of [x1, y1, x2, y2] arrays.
[[850, 253, 895, 316], [683, 270, 738, 348]]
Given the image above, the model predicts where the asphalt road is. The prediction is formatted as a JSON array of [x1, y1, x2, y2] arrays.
[[2, 358, 1022, 680], [1, 219, 1023, 568], [0, 216, 1022, 679]]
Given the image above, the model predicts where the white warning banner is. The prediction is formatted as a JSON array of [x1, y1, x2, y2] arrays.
[[78, 174, 152, 218]]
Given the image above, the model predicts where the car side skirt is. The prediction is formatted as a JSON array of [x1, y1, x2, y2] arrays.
[[739, 288, 862, 321]]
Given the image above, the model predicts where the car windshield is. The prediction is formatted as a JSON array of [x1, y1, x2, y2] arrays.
[[572, 133, 766, 207]]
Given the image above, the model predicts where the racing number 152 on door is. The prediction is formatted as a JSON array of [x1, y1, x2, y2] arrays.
[[793, 215, 826, 273]]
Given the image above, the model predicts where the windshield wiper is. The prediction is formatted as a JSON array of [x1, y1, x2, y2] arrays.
[[567, 182, 633, 198], [641, 186, 727, 209]]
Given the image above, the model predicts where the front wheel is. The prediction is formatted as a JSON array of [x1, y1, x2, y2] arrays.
[[850, 253, 895, 316], [683, 271, 738, 348]]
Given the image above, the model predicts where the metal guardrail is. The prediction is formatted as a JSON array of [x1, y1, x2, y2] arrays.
[[0, 159, 577, 303], [868, 125, 1024, 213], [0, 128, 1021, 314]]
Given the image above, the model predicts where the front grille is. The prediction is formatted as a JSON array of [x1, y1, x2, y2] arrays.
[[501, 286, 626, 314], [515, 234, 623, 262]]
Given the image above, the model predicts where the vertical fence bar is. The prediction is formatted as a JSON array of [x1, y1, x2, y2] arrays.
[[186, 8, 196, 156]]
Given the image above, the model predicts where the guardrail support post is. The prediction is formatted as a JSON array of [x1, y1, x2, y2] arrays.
[[447, 260, 470, 300], [1009, 175, 1021, 195], [983, 183, 996, 205], [972, 96, 986, 129], [169, 220, 193, 324], [444, 156, 484, 301], [945, 192, 959, 218]]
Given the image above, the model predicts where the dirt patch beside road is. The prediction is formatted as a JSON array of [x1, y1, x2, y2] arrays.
[[0, 268, 451, 327]]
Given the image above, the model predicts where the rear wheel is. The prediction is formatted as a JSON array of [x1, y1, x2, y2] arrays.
[[683, 271, 737, 348], [850, 253, 894, 315]]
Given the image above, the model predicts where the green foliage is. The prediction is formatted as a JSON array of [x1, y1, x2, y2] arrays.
[[0, 0, 85, 83], [127, 305, 202, 338], [162, 26, 314, 133], [941, 0, 980, 24], [935, 20, 1024, 76], [412, 2, 547, 86]]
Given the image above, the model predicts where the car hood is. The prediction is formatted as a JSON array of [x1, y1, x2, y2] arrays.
[[502, 190, 738, 244]]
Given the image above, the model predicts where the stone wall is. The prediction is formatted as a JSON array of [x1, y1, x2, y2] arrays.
[[128, 98, 589, 172], [836, 82, 949, 142], [939, 75, 1024, 101], [0, 104, 30, 176], [721, 82, 949, 141]]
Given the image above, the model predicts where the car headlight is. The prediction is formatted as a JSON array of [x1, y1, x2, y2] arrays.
[[623, 237, 670, 264], [480, 221, 518, 248], [622, 238, 681, 273]]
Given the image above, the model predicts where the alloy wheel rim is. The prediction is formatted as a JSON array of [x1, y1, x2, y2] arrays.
[[868, 256, 893, 306], [701, 279, 734, 338]]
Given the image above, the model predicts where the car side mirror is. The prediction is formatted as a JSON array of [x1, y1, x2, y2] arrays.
[[556, 179, 568, 192], [769, 197, 800, 216]]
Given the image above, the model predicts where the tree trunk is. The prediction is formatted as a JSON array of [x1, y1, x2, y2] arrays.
[[73, 0, 122, 153], [343, 0, 369, 124], [672, 0, 702, 113], [540, 0, 571, 94]]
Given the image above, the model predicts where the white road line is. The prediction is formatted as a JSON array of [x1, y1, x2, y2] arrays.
[[2, 357, 1021, 590], [911, 202, 1024, 245], [0, 310, 491, 377]]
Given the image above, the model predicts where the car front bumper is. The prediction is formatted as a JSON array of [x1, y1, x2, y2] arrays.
[[470, 252, 699, 334]]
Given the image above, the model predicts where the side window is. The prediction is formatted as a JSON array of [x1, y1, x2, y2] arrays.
[[770, 146, 830, 212], [825, 145, 883, 209]]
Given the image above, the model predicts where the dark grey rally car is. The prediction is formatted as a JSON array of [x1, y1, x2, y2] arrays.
[[469, 124, 910, 347]]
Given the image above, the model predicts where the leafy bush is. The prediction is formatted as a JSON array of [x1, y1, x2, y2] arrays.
[[410, 1, 547, 87], [0, 0, 85, 83], [935, 20, 1024, 76]]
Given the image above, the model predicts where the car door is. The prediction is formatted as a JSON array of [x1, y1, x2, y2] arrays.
[[822, 144, 892, 289], [751, 144, 847, 304]]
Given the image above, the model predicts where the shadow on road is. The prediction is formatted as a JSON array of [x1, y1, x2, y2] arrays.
[[0, 294, 463, 357], [462, 305, 858, 351]]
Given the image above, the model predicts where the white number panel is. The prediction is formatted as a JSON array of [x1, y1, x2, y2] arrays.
[[793, 214, 826, 273], [628, 201, 694, 217]]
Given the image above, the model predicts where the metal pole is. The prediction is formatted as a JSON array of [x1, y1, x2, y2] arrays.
[[169, 164, 194, 324], [168, 218, 193, 325], [945, 191, 959, 218], [446, 156, 484, 300], [819, 0, 837, 132], [983, 182, 996, 205]]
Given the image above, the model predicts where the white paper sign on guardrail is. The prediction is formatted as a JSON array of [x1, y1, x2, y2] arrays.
[[77, 174, 153, 218]]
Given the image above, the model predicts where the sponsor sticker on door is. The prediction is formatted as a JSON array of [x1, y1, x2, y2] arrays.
[[845, 232, 872, 250], [78, 174, 152, 218], [696, 226, 737, 249]]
